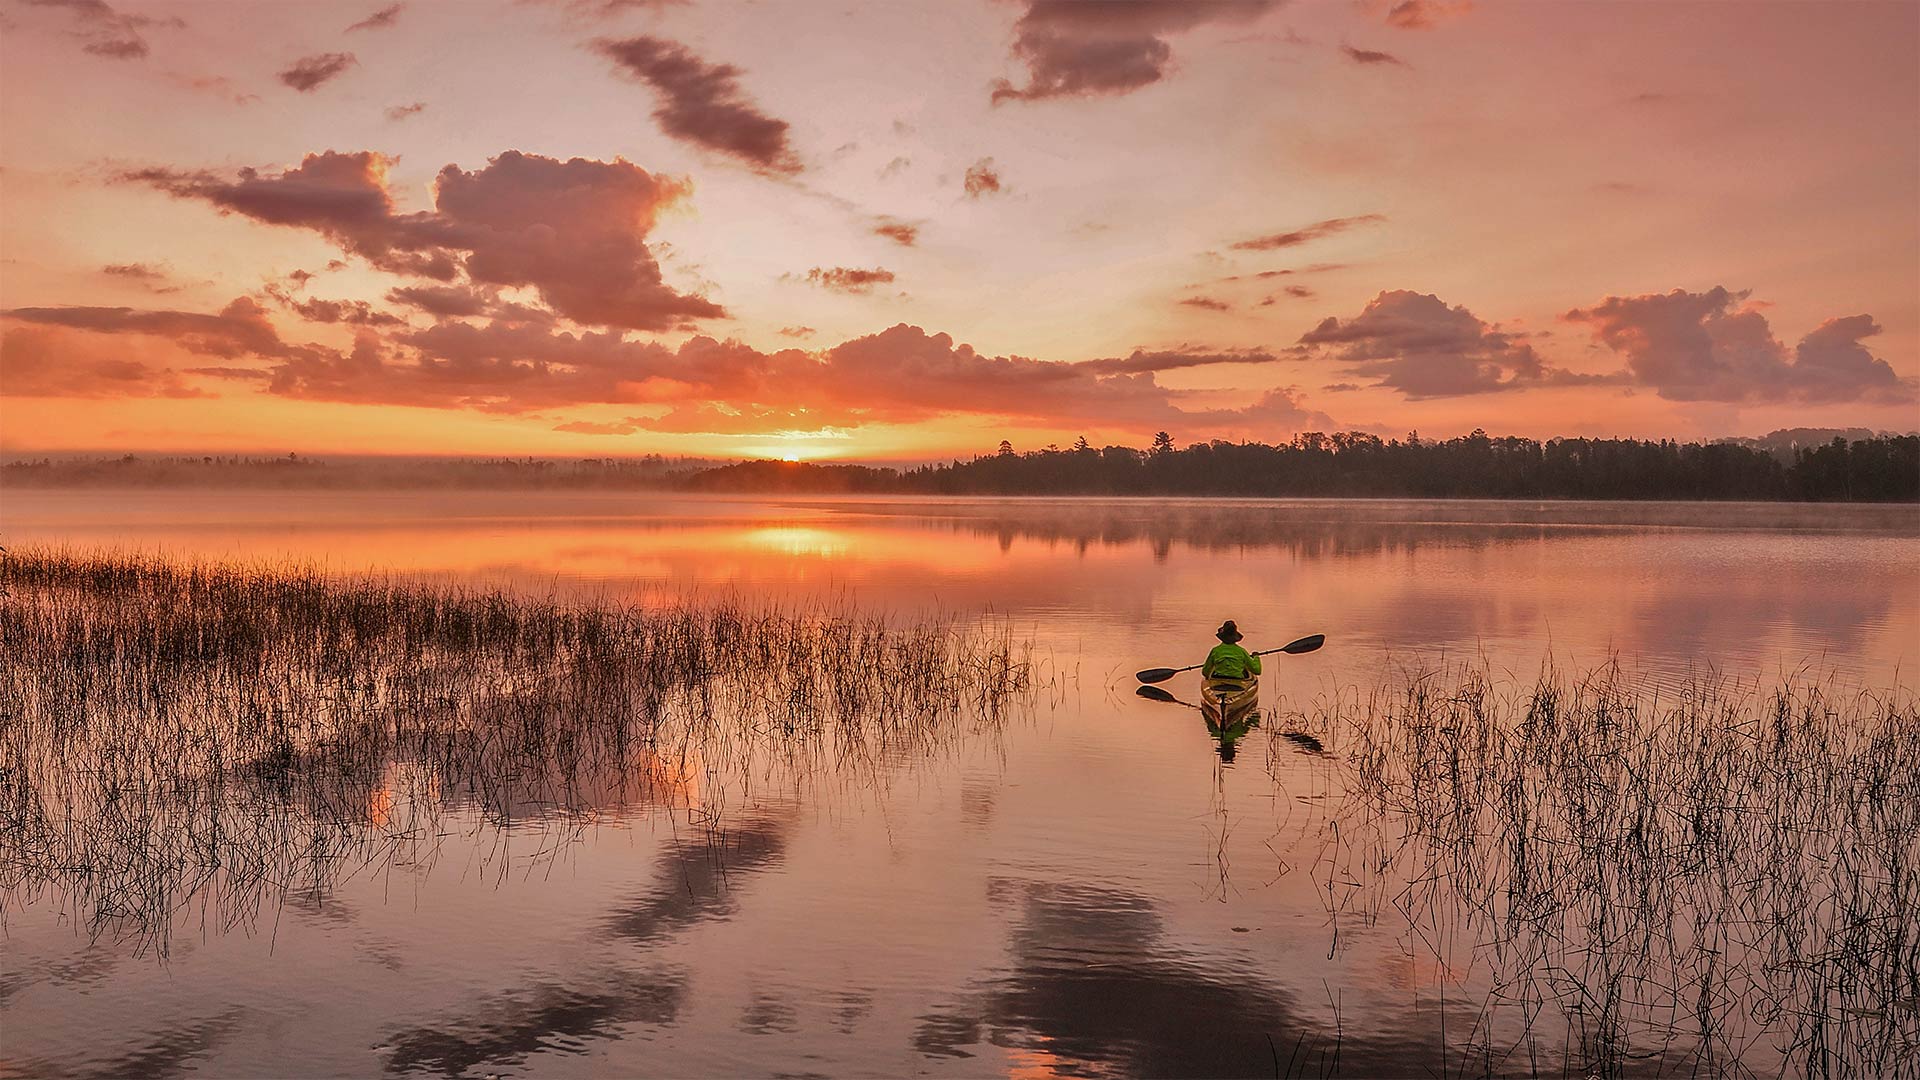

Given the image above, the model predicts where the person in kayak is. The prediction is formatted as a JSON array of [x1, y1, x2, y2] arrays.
[[1202, 620, 1262, 679]]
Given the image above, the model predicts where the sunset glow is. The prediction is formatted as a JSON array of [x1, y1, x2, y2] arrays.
[[2, 0, 1915, 459]]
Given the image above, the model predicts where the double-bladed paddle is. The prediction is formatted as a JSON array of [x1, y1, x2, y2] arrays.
[[1134, 633, 1325, 684]]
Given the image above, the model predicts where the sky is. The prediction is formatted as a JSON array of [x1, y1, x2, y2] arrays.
[[1, 0, 1916, 461]]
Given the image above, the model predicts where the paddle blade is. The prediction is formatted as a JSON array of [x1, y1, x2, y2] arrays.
[[1135, 685, 1178, 703], [1135, 667, 1180, 684], [1282, 633, 1325, 654]]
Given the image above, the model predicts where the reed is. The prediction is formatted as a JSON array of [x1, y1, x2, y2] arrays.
[[1291, 661, 1920, 1078], [0, 546, 1042, 956]]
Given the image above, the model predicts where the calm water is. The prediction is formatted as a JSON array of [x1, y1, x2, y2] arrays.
[[2, 492, 1916, 1078]]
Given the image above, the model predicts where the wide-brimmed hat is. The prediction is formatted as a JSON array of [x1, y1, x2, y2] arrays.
[[1215, 620, 1242, 642]]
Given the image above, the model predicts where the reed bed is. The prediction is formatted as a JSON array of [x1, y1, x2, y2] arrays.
[[0, 546, 1041, 956], [1297, 663, 1920, 1078]]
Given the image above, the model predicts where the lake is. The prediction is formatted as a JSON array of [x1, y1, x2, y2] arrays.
[[2, 492, 1916, 1078]]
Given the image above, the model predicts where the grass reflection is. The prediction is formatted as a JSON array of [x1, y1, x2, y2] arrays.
[[0, 546, 1042, 958]]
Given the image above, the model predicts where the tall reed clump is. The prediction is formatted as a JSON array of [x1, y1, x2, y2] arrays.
[[1303, 662, 1919, 1078], [0, 546, 1042, 955]]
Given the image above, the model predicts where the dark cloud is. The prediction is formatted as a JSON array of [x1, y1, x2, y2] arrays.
[[1231, 214, 1384, 252], [802, 266, 896, 294], [385, 101, 427, 121], [1178, 296, 1231, 312], [278, 52, 357, 92], [873, 219, 918, 246], [593, 36, 802, 175], [127, 149, 725, 331], [345, 3, 403, 32], [21, 0, 181, 60], [1301, 290, 1616, 398], [1564, 287, 1916, 405], [990, 0, 1280, 104], [1341, 44, 1406, 66], [963, 159, 1004, 198], [777, 325, 815, 338]]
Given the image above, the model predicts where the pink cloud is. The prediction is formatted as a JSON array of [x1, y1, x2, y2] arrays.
[[1301, 290, 1618, 397], [1564, 287, 1916, 404], [127, 150, 726, 331]]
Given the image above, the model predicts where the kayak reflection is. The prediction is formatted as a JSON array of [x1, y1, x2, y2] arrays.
[[1206, 711, 1259, 763]]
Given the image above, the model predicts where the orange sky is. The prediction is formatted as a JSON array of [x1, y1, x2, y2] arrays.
[[1, 0, 1915, 460]]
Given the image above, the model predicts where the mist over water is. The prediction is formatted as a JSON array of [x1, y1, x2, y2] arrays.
[[2, 492, 1915, 1077]]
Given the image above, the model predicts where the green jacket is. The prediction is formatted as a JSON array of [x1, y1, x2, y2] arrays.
[[1203, 642, 1261, 679]]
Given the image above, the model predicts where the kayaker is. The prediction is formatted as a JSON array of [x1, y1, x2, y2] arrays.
[[1202, 620, 1262, 679]]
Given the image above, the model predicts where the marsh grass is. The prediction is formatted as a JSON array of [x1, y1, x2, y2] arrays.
[[1290, 662, 1920, 1078], [0, 546, 1042, 956]]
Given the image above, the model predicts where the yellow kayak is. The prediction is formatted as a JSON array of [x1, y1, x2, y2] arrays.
[[1201, 675, 1258, 721]]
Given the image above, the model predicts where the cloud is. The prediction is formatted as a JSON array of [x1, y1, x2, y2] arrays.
[[168, 74, 259, 105], [386, 101, 427, 121], [346, 3, 403, 32], [126, 149, 726, 331], [873, 219, 918, 246], [1341, 44, 1406, 66], [0, 325, 210, 398], [593, 36, 802, 175], [801, 267, 895, 294], [778, 325, 815, 338], [263, 284, 407, 328], [100, 262, 182, 293], [1230, 214, 1384, 252], [1563, 287, 1916, 404], [990, 0, 1279, 104], [1076, 347, 1282, 375], [1179, 296, 1231, 312], [1382, 0, 1470, 30], [1300, 290, 1615, 398], [4, 298, 1338, 438], [20, 0, 181, 60], [279, 52, 357, 92], [4, 296, 296, 359], [964, 159, 1004, 198]]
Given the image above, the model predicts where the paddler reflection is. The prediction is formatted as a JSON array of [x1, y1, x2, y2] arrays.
[[1206, 710, 1259, 763]]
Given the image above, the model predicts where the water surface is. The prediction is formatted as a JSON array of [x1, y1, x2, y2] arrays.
[[3, 492, 1915, 1077]]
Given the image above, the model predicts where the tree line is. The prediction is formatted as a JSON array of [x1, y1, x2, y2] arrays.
[[5, 432, 1915, 501], [890, 431, 1919, 501]]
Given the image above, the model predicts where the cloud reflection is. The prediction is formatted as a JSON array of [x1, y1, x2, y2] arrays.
[[914, 879, 1439, 1077]]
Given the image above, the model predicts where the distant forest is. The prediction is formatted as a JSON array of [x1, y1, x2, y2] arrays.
[[5, 431, 1917, 502]]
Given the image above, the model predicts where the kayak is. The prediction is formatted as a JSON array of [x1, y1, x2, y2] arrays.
[[1200, 675, 1258, 721]]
